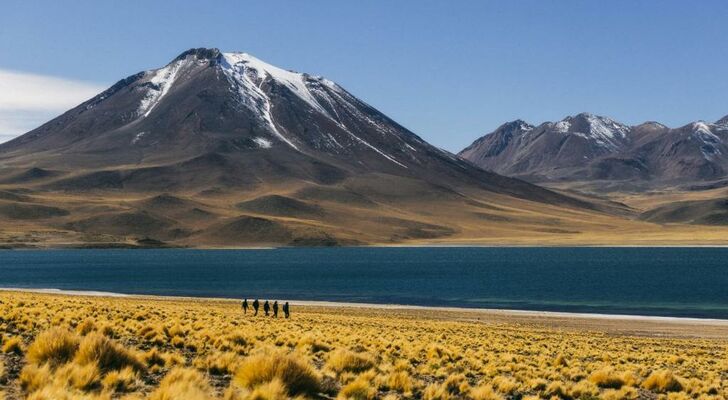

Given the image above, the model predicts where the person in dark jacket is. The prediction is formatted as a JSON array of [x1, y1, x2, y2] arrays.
[[252, 299, 259, 316], [282, 302, 290, 319], [263, 300, 270, 316], [272, 301, 279, 318], [242, 299, 248, 314]]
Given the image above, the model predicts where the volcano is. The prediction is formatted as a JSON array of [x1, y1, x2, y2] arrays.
[[0, 48, 617, 247]]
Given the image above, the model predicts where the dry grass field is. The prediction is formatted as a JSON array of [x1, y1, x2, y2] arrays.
[[0, 291, 726, 400], [3, 186, 728, 249]]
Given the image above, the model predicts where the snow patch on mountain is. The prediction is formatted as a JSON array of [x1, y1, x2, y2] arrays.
[[253, 137, 272, 149], [553, 120, 570, 133], [550, 114, 629, 151], [137, 61, 183, 118], [219, 53, 300, 150], [580, 114, 630, 151], [584, 114, 629, 139], [132, 50, 412, 167], [222, 53, 330, 117], [216, 53, 408, 167], [131, 131, 147, 145], [517, 121, 534, 132], [691, 122, 723, 160], [692, 122, 721, 144]]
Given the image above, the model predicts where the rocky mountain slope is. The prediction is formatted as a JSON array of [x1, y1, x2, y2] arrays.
[[0, 48, 631, 247], [459, 113, 728, 191]]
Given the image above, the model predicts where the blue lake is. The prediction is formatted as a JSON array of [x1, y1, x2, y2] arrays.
[[0, 247, 727, 319]]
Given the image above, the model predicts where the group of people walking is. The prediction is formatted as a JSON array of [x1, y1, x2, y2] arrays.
[[242, 298, 290, 318]]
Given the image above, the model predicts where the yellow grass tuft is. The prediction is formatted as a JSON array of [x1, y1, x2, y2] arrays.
[[327, 349, 375, 374], [552, 353, 568, 367], [234, 350, 321, 396], [600, 386, 639, 400], [19, 363, 52, 392], [641, 370, 683, 393], [338, 375, 377, 400], [26, 385, 112, 400], [58, 362, 101, 391], [149, 367, 213, 400], [588, 367, 631, 389], [102, 366, 140, 392], [26, 327, 80, 366], [423, 382, 451, 400], [442, 373, 468, 395], [74, 332, 144, 372], [142, 348, 167, 368], [247, 378, 289, 400], [1, 336, 23, 355], [76, 319, 97, 336], [470, 384, 504, 400], [569, 379, 599, 398], [383, 370, 413, 393], [194, 351, 242, 375], [492, 375, 519, 395]]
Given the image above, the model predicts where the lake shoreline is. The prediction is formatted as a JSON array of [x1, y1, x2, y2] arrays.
[[3, 247, 727, 326], [5, 243, 728, 250], [3, 287, 727, 330]]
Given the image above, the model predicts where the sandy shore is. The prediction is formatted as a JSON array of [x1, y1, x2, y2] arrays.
[[2, 287, 728, 339]]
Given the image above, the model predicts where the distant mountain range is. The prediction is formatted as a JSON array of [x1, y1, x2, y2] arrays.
[[459, 113, 728, 191], [0, 48, 623, 248]]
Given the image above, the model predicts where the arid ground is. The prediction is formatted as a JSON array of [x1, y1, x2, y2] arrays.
[[3, 184, 728, 249], [0, 291, 726, 399]]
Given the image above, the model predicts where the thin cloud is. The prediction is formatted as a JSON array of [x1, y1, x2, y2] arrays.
[[0, 69, 106, 140]]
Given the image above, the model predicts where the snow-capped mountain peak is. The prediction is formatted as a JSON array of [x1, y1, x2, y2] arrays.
[[691, 121, 721, 144], [9, 47, 437, 172], [690, 121, 723, 161], [220, 52, 331, 117], [552, 113, 630, 151], [120, 48, 417, 167], [511, 120, 534, 132]]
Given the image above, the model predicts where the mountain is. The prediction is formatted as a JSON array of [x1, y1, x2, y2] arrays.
[[0, 48, 621, 248], [459, 113, 728, 191]]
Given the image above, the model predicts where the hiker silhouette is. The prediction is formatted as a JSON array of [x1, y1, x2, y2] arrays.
[[283, 302, 290, 319], [242, 299, 248, 314], [252, 299, 259, 316], [272, 301, 279, 318], [263, 300, 270, 316]]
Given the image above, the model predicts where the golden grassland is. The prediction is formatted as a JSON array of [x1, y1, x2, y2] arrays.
[[3, 183, 728, 248], [0, 292, 727, 400]]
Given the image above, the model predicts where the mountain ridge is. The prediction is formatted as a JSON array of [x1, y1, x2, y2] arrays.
[[459, 112, 728, 190]]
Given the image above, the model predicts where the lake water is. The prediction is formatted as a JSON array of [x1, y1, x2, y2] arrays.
[[0, 247, 727, 319]]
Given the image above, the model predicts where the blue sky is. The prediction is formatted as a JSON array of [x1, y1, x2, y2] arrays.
[[1, 1, 727, 151]]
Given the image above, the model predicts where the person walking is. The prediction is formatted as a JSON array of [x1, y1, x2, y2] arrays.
[[242, 299, 248, 314], [272, 301, 279, 318], [283, 302, 290, 319], [263, 300, 270, 316], [252, 299, 260, 316]]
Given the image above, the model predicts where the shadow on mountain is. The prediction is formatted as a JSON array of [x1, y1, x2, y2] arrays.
[[641, 199, 728, 226], [65, 211, 191, 239], [0, 167, 59, 184], [0, 202, 69, 220], [236, 195, 324, 219]]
